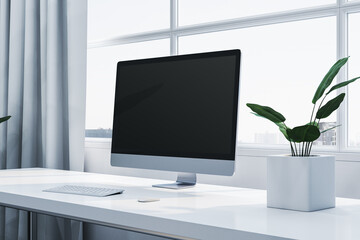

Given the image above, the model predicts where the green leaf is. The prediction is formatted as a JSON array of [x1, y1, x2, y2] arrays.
[[316, 93, 345, 119], [326, 76, 360, 95], [246, 103, 285, 123], [275, 122, 291, 141], [250, 112, 266, 119], [312, 57, 349, 104], [0, 116, 11, 124], [286, 125, 321, 143], [321, 124, 341, 133], [307, 121, 319, 128]]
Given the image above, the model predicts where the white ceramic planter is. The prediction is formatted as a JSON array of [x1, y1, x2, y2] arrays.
[[267, 155, 335, 212]]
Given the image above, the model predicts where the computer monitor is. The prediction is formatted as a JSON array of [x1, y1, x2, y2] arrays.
[[111, 49, 241, 189]]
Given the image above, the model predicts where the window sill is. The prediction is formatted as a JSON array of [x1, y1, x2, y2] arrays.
[[84, 138, 360, 162], [85, 138, 111, 149], [237, 144, 360, 162]]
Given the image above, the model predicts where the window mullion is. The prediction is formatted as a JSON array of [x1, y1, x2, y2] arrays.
[[337, 7, 348, 151], [170, 0, 178, 55], [338, 0, 345, 7], [175, 5, 338, 37]]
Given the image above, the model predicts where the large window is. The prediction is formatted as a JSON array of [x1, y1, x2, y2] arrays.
[[86, 40, 170, 137], [348, 12, 360, 147], [178, 0, 335, 26], [88, 0, 170, 41], [87, 0, 360, 152], [178, 17, 336, 144]]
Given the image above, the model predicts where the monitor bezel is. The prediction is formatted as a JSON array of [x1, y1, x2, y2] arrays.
[[111, 49, 241, 176]]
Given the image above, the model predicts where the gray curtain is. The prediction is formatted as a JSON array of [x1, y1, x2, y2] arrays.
[[0, 0, 87, 239]]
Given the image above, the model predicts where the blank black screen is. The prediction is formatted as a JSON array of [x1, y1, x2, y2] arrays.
[[111, 50, 240, 160]]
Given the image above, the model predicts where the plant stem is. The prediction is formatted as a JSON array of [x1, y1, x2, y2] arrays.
[[290, 141, 295, 156], [310, 104, 316, 124], [301, 142, 304, 156], [306, 94, 327, 156], [319, 95, 327, 109], [316, 94, 327, 122], [309, 142, 314, 155], [305, 142, 310, 156], [293, 143, 296, 156], [306, 100, 319, 156], [292, 142, 296, 156], [307, 142, 311, 156], [303, 142, 306, 156]]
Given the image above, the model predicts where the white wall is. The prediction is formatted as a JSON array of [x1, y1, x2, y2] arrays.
[[83, 143, 360, 240]]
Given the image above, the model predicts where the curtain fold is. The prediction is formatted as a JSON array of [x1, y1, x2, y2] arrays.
[[0, 0, 87, 239]]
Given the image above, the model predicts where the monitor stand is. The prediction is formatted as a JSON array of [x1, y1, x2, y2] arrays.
[[152, 172, 196, 189]]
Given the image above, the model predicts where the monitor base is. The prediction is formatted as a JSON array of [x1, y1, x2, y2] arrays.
[[153, 173, 196, 190]]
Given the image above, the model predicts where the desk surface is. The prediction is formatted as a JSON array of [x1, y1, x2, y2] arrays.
[[0, 168, 360, 240]]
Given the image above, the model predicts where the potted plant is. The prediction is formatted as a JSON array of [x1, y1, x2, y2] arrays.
[[247, 57, 360, 211]]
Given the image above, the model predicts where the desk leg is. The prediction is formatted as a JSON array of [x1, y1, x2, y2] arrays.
[[29, 211, 37, 240]]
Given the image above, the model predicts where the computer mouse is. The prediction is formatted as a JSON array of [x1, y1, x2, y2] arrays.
[[138, 198, 160, 203]]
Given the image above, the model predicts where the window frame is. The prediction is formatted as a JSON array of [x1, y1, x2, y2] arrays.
[[87, 0, 360, 159]]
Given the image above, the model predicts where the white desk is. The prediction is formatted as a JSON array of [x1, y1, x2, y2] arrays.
[[0, 168, 360, 240]]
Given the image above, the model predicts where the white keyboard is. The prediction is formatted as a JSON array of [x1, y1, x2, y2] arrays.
[[43, 185, 124, 197]]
